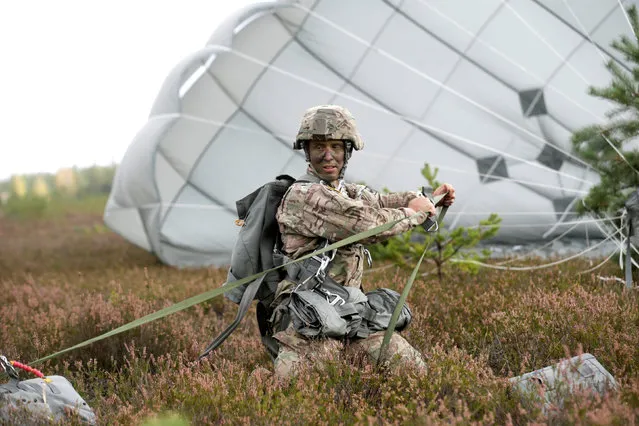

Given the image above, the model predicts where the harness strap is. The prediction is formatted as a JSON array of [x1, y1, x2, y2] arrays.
[[198, 273, 266, 360]]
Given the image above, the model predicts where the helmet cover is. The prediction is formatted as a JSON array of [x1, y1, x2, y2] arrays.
[[294, 105, 364, 151]]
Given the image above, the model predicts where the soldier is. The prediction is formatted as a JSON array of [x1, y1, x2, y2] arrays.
[[271, 105, 456, 378]]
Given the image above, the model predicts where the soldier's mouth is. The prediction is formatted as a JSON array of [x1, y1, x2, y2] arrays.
[[322, 166, 337, 173]]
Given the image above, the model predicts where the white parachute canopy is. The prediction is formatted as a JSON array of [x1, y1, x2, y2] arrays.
[[104, 0, 637, 267]]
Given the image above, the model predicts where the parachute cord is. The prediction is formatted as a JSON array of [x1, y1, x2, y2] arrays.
[[496, 220, 583, 266], [620, 210, 628, 270], [598, 275, 627, 285], [494, 214, 623, 266], [449, 228, 622, 271], [618, 0, 638, 39], [595, 210, 639, 267], [582, 201, 639, 270], [10, 361, 51, 382], [542, 197, 580, 239], [462, 216, 620, 229], [577, 249, 618, 275]]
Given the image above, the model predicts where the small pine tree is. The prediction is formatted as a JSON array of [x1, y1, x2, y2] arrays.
[[368, 163, 502, 282], [571, 5, 639, 220]]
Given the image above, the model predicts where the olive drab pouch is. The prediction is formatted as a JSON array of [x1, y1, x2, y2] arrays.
[[288, 278, 366, 339], [360, 288, 412, 333], [286, 264, 413, 340]]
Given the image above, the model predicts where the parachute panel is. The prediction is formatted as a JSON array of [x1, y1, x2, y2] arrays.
[[546, 42, 617, 129], [180, 66, 238, 122], [105, 0, 635, 267], [158, 117, 227, 179], [211, 13, 294, 104], [155, 151, 187, 217], [160, 184, 238, 255], [242, 42, 344, 137], [190, 112, 297, 209], [397, 0, 504, 53], [104, 207, 152, 252]]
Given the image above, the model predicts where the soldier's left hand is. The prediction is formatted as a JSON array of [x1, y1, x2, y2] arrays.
[[433, 183, 456, 206]]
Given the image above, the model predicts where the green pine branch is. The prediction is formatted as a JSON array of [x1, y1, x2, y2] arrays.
[[368, 163, 502, 282], [572, 5, 639, 220]]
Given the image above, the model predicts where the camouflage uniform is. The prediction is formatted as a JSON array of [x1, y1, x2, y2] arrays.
[[271, 105, 430, 378]]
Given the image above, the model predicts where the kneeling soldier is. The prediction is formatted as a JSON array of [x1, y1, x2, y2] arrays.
[[269, 105, 456, 377]]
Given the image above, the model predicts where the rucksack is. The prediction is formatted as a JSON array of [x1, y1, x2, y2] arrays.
[[199, 174, 301, 360], [198, 174, 417, 360]]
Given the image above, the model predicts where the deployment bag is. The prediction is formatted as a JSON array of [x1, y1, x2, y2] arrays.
[[0, 375, 96, 424], [1, 357, 96, 424]]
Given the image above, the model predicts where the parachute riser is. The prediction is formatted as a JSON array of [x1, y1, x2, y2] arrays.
[[625, 212, 633, 289], [377, 191, 449, 366]]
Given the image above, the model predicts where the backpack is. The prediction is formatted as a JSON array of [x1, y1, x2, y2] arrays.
[[199, 174, 301, 360]]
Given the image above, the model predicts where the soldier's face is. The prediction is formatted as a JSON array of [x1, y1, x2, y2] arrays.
[[308, 140, 345, 182]]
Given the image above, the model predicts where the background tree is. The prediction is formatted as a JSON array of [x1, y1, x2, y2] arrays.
[[571, 5, 639, 221], [55, 167, 79, 197], [32, 175, 51, 200], [10, 175, 28, 199]]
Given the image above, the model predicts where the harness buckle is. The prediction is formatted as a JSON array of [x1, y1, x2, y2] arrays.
[[363, 248, 373, 267], [0, 355, 19, 380], [323, 289, 346, 306]]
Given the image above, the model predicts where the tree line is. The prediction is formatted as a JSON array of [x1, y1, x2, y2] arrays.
[[0, 164, 117, 201]]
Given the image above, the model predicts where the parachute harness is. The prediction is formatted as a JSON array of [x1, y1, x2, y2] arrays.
[[295, 240, 338, 294]]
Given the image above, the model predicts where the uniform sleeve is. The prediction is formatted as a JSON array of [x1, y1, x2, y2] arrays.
[[277, 184, 428, 244], [376, 191, 423, 209]]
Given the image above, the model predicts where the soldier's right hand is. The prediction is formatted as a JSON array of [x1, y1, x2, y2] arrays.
[[407, 196, 436, 217]]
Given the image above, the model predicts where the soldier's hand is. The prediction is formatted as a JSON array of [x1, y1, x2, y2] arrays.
[[407, 196, 436, 217], [433, 183, 456, 207]]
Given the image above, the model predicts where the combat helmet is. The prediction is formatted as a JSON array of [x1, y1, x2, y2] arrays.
[[294, 105, 364, 179]]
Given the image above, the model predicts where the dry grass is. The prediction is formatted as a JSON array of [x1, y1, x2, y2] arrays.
[[0, 202, 637, 425]]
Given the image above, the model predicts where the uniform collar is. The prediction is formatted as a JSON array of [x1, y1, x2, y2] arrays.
[[303, 166, 344, 190]]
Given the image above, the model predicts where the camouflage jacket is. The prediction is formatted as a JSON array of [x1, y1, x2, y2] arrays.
[[276, 168, 429, 289]]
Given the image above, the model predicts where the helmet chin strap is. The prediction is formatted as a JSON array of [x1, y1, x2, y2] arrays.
[[338, 151, 350, 179], [339, 141, 353, 179]]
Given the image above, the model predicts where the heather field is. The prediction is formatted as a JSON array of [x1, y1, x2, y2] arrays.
[[1, 199, 638, 425]]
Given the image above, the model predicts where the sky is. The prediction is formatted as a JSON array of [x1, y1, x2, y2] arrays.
[[0, 0, 260, 181]]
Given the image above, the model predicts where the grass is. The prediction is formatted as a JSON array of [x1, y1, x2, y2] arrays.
[[0, 198, 637, 424]]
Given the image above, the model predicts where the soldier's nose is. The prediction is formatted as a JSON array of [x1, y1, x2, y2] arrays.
[[322, 150, 334, 160]]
